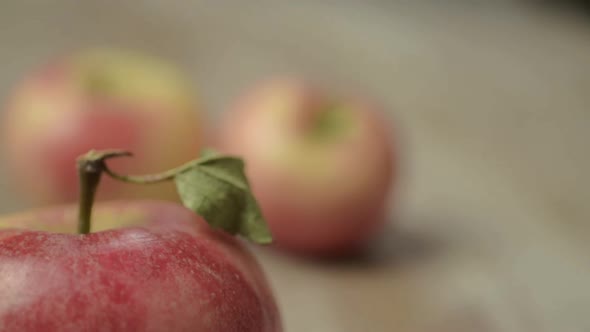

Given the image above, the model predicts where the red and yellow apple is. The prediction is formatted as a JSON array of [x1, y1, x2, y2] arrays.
[[0, 201, 282, 332], [0, 148, 281, 331], [0, 48, 204, 205], [215, 78, 396, 256]]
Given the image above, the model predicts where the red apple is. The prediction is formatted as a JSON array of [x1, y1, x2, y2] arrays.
[[0, 48, 204, 205], [0, 149, 281, 331], [215, 78, 396, 256], [0, 201, 281, 332]]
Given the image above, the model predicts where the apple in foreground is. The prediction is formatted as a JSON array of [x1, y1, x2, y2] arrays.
[[216, 78, 396, 256], [0, 202, 281, 332], [0, 150, 281, 332], [0, 48, 204, 205]]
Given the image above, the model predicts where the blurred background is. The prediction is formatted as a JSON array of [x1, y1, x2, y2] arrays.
[[0, 1, 589, 331]]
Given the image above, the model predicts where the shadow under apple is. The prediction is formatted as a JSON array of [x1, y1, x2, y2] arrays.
[[253, 218, 450, 272]]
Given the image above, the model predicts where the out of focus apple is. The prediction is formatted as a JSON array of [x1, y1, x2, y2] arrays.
[[216, 78, 396, 256], [1, 48, 204, 205]]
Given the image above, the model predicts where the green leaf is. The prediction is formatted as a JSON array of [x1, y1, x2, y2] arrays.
[[174, 155, 272, 244]]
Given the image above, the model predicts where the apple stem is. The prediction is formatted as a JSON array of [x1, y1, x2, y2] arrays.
[[76, 157, 104, 234], [75, 149, 197, 234], [102, 165, 179, 184], [102, 159, 207, 185], [76, 150, 133, 234]]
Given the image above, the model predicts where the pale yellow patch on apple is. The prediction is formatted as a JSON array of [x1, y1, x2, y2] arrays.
[[69, 48, 204, 175], [69, 49, 205, 190], [262, 101, 366, 195], [244, 82, 359, 175], [70, 48, 197, 112], [0, 205, 146, 234], [5, 72, 80, 143]]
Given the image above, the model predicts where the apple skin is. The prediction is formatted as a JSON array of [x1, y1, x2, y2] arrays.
[[0, 48, 204, 205], [0, 201, 282, 332], [215, 78, 395, 256]]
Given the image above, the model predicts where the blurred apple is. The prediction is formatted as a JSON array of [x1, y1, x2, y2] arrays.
[[1, 48, 204, 205], [216, 78, 395, 256]]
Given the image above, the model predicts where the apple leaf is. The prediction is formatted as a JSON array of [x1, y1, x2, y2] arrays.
[[174, 153, 272, 244], [78, 148, 272, 244]]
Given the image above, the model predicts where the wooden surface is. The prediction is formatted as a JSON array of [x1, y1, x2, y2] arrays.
[[0, 1, 589, 331]]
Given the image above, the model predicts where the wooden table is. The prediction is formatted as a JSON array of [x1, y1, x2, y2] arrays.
[[0, 1, 588, 331]]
